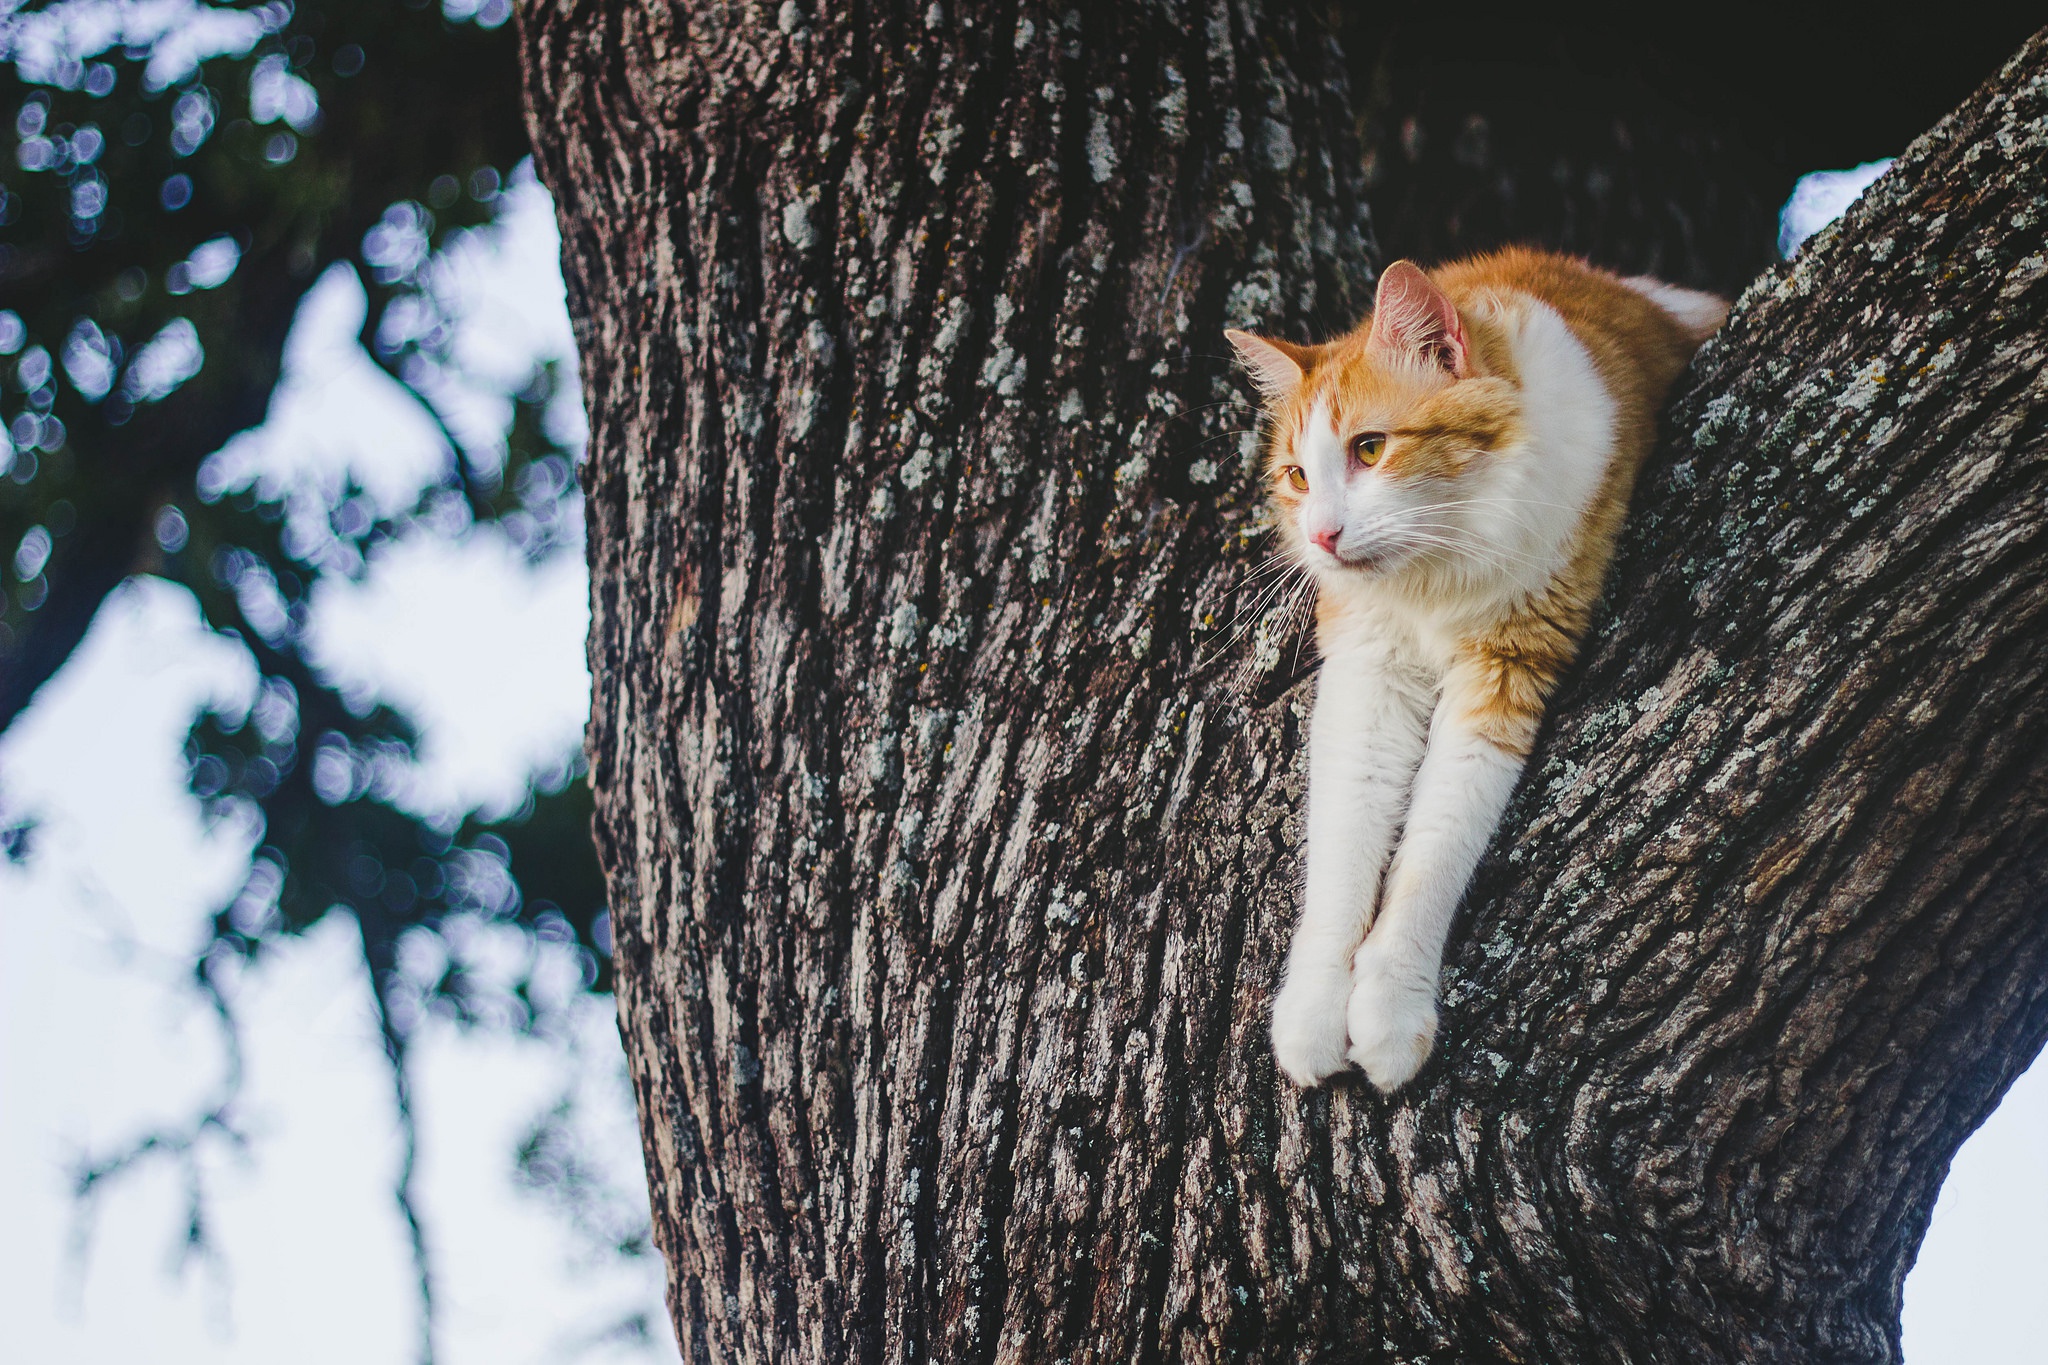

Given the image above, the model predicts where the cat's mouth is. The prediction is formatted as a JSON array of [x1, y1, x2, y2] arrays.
[[1320, 544, 1397, 574]]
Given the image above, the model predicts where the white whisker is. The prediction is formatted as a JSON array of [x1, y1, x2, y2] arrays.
[[1199, 556, 1312, 671]]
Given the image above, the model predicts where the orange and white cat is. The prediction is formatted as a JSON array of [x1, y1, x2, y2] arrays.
[[1228, 247, 1725, 1092]]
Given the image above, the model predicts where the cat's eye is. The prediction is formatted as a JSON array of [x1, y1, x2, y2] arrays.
[[1350, 432, 1387, 466], [1282, 466, 1308, 492]]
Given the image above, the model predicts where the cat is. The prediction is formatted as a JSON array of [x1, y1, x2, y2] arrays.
[[1227, 247, 1726, 1092]]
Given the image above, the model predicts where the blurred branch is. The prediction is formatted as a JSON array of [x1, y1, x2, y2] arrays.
[[356, 909, 439, 1365], [0, 242, 306, 728], [63, 946, 249, 1314], [1, 0, 534, 732]]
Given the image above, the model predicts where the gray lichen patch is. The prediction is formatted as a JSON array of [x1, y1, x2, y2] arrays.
[[1086, 98, 1119, 184], [1260, 117, 1296, 173], [888, 601, 923, 651], [1155, 64, 1188, 145], [781, 197, 817, 250]]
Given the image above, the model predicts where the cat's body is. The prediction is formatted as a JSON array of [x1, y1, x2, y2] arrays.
[[1228, 247, 1725, 1091]]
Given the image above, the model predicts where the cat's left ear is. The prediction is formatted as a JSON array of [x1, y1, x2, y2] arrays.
[[1368, 260, 1470, 378]]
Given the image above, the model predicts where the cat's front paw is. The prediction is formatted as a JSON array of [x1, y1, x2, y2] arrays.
[[1270, 963, 1354, 1087], [1346, 955, 1439, 1093]]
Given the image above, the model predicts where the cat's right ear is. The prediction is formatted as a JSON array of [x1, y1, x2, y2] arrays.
[[1225, 330, 1319, 401], [1368, 261, 1470, 377]]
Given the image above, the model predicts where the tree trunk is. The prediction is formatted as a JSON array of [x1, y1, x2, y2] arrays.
[[521, 2, 2048, 1359]]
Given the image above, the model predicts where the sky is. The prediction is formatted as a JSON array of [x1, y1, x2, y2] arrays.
[[0, 164, 2040, 1364], [0, 169, 676, 1365]]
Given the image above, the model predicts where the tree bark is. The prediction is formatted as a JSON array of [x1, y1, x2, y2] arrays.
[[522, 3, 2048, 1359]]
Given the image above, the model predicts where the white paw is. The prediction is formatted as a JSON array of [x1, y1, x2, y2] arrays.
[[1270, 963, 1354, 1087], [1346, 956, 1439, 1093]]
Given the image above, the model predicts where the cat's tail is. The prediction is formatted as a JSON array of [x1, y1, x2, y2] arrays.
[[1621, 276, 1730, 344]]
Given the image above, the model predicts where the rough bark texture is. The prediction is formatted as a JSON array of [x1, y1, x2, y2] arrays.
[[522, 3, 2048, 1360]]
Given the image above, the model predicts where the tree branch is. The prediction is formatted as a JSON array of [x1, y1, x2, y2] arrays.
[[1428, 32, 2048, 1358]]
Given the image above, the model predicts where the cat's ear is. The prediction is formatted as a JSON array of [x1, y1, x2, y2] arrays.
[[1368, 260, 1470, 378], [1225, 330, 1320, 400]]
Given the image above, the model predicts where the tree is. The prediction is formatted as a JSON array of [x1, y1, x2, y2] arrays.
[[522, 3, 2048, 1361], [0, 14, 603, 951], [0, 5, 615, 1351], [0, 4, 608, 964]]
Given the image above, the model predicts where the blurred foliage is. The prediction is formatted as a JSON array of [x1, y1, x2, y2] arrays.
[[0, 1, 610, 1028]]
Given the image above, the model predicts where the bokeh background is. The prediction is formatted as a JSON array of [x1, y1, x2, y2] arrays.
[[0, 6, 2040, 1362]]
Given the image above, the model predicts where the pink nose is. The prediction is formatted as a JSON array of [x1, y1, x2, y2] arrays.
[[1311, 528, 1341, 555]]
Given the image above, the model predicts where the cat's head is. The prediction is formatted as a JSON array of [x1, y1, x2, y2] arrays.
[[1228, 261, 1526, 587]]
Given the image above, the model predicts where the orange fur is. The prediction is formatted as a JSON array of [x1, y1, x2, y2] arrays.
[[1250, 247, 1717, 756]]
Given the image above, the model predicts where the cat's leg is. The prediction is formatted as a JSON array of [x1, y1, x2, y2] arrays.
[[1346, 645, 1546, 1092], [1271, 640, 1432, 1086]]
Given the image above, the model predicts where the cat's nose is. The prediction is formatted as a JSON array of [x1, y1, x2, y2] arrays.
[[1311, 528, 1341, 555]]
